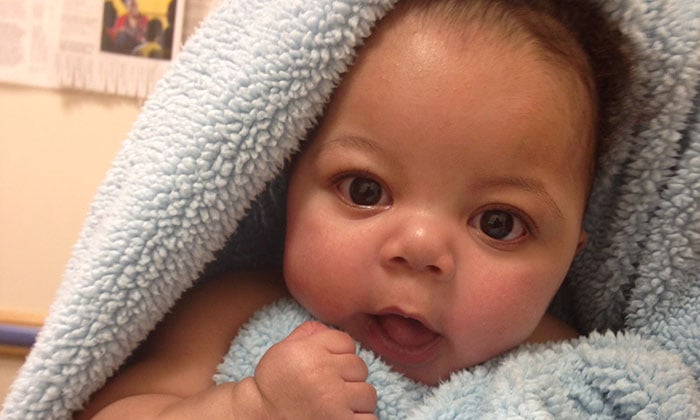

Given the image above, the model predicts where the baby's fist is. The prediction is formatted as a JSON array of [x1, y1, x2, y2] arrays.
[[253, 321, 377, 419]]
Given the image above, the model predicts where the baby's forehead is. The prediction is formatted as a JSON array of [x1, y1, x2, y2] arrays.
[[381, 3, 598, 114]]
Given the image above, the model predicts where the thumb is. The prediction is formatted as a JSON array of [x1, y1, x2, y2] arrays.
[[284, 321, 330, 341]]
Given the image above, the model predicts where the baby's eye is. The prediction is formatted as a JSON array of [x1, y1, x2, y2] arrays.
[[471, 209, 528, 242], [337, 175, 390, 207]]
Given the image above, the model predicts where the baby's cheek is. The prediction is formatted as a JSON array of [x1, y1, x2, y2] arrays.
[[466, 264, 561, 332], [284, 245, 340, 315]]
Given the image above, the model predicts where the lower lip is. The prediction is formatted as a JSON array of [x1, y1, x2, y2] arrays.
[[364, 315, 442, 366]]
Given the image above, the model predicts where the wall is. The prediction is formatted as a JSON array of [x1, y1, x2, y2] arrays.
[[0, 83, 141, 401]]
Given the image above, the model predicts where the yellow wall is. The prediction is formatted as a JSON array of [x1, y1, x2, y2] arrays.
[[0, 84, 140, 315]]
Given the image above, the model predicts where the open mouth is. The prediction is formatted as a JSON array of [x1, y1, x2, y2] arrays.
[[365, 313, 442, 366]]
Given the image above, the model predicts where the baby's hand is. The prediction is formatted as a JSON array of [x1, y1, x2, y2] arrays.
[[253, 321, 377, 419]]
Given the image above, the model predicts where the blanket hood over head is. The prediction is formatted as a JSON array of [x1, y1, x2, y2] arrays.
[[2, 0, 699, 418]]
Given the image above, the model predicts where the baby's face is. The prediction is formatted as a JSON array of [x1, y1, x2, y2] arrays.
[[284, 11, 591, 385]]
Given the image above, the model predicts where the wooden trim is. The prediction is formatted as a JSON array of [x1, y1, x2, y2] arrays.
[[0, 308, 44, 356], [0, 309, 45, 327], [0, 344, 30, 358]]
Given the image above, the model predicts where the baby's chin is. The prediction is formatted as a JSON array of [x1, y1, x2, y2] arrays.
[[384, 356, 472, 386], [393, 367, 447, 386], [379, 340, 507, 386], [390, 353, 503, 386]]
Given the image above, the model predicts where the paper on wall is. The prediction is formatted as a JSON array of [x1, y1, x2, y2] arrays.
[[0, 0, 62, 89], [0, 0, 219, 99]]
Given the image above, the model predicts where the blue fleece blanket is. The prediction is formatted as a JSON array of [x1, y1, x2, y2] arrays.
[[2, 0, 699, 418]]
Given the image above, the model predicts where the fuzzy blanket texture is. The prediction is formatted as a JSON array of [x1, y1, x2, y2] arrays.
[[2, 0, 699, 418]]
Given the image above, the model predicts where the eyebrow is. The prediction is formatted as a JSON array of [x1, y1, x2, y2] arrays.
[[473, 176, 565, 220], [318, 136, 385, 157]]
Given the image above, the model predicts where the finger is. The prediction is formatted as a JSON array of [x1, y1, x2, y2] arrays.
[[284, 321, 329, 341], [314, 329, 357, 355], [346, 381, 378, 414], [353, 414, 378, 420], [337, 354, 369, 382]]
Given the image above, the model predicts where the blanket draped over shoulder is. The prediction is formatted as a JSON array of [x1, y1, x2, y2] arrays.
[[2, 0, 699, 418]]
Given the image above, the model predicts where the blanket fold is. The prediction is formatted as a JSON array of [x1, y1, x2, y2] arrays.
[[2, 0, 699, 418]]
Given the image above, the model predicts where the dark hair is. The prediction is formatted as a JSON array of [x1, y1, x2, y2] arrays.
[[505, 0, 630, 157], [401, 0, 631, 178], [146, 18, 163, 42]]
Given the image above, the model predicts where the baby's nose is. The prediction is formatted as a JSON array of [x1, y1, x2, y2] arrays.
[[380, 214, 456, 280]]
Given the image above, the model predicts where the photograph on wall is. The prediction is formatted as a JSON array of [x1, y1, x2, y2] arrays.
[[53, 0, 185, 97], [101, 0, 178, 60]]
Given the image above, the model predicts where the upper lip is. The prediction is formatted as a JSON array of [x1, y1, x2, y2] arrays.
[[374, 306, 440, 335]]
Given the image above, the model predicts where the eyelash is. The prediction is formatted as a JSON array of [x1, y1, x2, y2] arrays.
[[332, 171, 392, 208], [468, 205, 536, 245]]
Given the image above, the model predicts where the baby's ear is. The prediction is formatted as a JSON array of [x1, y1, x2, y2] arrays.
[[576, 230, 588, 254]]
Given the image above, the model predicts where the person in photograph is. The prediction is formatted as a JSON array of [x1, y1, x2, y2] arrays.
[[160, 0, 176, 59], [109, 0, 149, 54], [133, 18, 164, 58], [100, 1, 118, 52]]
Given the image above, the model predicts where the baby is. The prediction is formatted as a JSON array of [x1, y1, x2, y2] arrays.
[[80, 0, 628, 418]]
